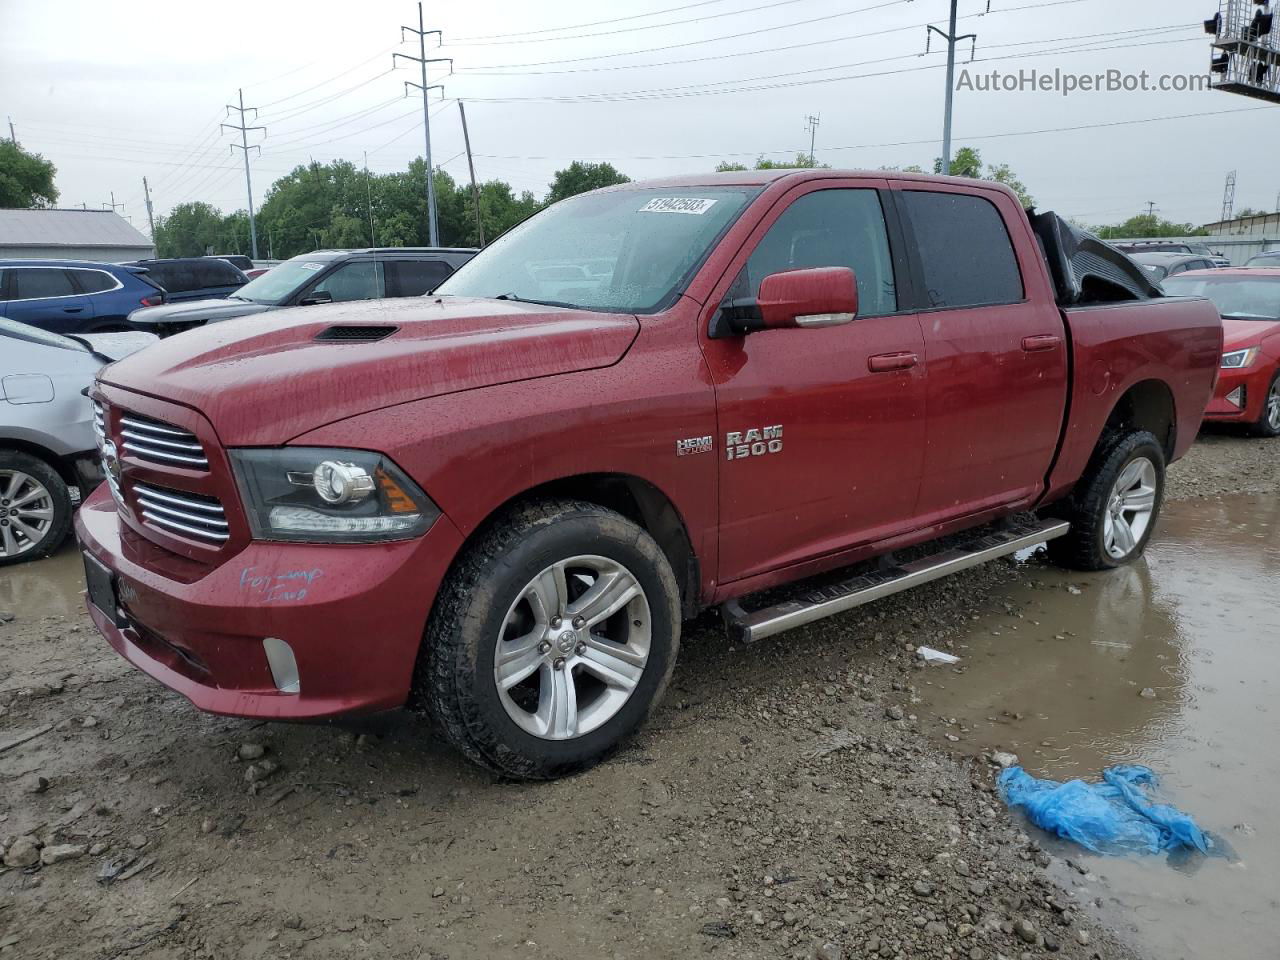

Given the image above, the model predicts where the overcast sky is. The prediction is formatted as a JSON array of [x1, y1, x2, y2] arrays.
[[3, 0, 1278, 233]]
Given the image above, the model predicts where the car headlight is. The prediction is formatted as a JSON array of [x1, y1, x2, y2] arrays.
[[230, 447, 439, 543], [1221, 347, 1260, 369]]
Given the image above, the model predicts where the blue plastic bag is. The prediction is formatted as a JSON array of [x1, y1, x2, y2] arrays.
[[998, 764, 1210, 856]]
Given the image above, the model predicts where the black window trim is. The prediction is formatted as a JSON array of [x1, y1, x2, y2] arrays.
[[893, 186, 1029, 314]]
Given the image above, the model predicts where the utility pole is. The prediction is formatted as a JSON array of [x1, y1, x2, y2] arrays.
[[142, 177, 156, 239], [395, 3, 452, 247], [927, 0, 977, 175], [102, 192, 124, 214], [1145, 201, 1157, 219], [458, 101, 485, 247], [222, 89, 265, 260], [7, 117, 15, 144], [804, 114, 821, 166], [364, 152, 377, 247]]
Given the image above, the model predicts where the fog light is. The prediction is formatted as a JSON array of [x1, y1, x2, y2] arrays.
[[263, 637, 300, 694], [1226, 386, 1245, 409]]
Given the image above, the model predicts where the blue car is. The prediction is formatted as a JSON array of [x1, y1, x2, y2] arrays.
[[0, 259, 166, 335]]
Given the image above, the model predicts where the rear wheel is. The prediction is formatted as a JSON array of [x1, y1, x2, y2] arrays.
[[1252, 370, 1280, 438], [0, 451, 73, 567], [1048, 430, 1165, 571], [417, 499, 681, 780]]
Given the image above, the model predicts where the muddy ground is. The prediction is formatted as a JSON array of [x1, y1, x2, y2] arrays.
[[0, 430, 1275, 960]]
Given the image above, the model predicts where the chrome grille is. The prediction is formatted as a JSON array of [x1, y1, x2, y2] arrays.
[[134, 482, 229, 543], [92, 401, 122, 504], [119, 413, 208, 469]]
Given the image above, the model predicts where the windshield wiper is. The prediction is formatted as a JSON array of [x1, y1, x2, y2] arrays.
[[493, 292, 578, 309]]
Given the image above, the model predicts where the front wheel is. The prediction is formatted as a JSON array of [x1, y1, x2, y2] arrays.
[[0, 450, 74, 567], [417, 500, 681, 780], [1252, 370, 1280, 438], [1048, 430, 1165, 571]]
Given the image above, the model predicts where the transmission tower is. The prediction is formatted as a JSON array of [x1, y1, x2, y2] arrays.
[[804, 114, 820, 166], [395, 3, 452, 247], [1222, 170, 1238, 222], [223, 89, 265, 260]]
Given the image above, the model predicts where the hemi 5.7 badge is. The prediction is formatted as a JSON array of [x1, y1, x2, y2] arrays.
[[676, 436, 714, 457]]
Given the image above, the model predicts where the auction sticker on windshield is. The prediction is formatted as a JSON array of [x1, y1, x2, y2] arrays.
[[639, 197, 718, 215]]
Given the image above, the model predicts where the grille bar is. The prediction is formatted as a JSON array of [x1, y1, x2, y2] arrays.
[[92, 402, 123, 504], [119, 414, 209, 469], [134, 482, 229, 544]]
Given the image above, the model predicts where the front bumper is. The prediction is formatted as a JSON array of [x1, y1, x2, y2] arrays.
[[74, 484, 465, 720], [1204, 362, 1272, 423]]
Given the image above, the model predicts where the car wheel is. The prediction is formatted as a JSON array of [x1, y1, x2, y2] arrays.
[[1252, 370, 1280, 438], [417, 499, 680, 780], [0, 451, 74, 567], [1047, 430, 1165, 572]]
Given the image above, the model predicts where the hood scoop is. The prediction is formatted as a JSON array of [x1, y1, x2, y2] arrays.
[[315, 324, 399, 343]]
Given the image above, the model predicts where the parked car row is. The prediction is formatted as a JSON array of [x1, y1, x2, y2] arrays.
[[0, 247, 474, 337]]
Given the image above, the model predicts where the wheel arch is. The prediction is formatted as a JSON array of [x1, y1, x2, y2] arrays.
[[1099, 378, 1177, 462], [462, 472, 701, 619], [0, 438, 79, 489]]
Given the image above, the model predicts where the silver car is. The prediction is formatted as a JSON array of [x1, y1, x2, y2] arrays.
[[0, 318, 156, 565]]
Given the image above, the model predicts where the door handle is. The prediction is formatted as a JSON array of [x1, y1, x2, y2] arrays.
[[1021, 334, 1061, 352], [62, 307, 85, 313], [867, 352, 919, 373]]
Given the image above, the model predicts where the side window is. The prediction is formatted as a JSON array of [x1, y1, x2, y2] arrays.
[[198, 259, 243, 286], [0, 270, 7, 301], [312, 261, 384, 302], [902, 191, 1024, 309], [12, 268, 78, 300], [385, 260, 453, 298], [745, 189, 897, 317], [72, 270, 118, 294]]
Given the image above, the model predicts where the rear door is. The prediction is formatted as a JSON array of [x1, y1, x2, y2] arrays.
[[894, 184, 1067, 521], [701, 179, 928, 584], [303, 259, 386, 303], [384, 258, 454, 297], [3, 266, 95, 333]]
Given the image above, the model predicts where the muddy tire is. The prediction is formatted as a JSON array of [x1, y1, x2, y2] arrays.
[[416, 499, 681, 780], [1251, 369, 1280, 438], [0, 450, 73, 567], [1047, 430, 1165, 572]]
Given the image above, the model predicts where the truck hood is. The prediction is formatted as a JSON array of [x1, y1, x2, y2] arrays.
[[129, 297, 276, 326], [1221, 315, 1280, 350], [99, 296, 640, 445]]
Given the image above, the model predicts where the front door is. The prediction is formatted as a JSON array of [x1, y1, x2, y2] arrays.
[[3, 266, 96, 334], [699, 181, 928, 585]]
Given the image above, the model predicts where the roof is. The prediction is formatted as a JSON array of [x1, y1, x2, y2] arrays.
[[598, 169, 1012, 190], [1178, 267, 1280, 277], [0, 208, 153, 250], [1131, 252, 1204, 263], [0, 257, 142, 271]]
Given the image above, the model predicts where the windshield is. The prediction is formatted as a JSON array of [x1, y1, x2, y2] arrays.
[[234, 255, 336, 304], [434, 186, 759, 313], [0, 317, 85, 351], [1162, 275, 1280, 320], [1140, 264, 1169, 281]]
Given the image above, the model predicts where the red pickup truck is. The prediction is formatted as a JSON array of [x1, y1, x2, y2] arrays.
[[76, 171, 1221, 779]]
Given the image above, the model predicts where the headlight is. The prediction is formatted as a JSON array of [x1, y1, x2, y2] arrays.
[[230, 447, 439, 543], [1222, 347, 1260, 369]]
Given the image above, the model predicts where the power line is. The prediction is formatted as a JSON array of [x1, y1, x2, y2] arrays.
[[444, 0, 814, 46], [255, 46, 399, 108], [449, 0, 737, 42]]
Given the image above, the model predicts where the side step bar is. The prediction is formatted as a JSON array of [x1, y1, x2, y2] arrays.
[[722, 518, 1070, 644]]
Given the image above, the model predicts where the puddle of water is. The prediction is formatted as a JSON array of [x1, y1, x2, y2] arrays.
[[922, 494, 1280, 960], [0, 543, 87, 622]]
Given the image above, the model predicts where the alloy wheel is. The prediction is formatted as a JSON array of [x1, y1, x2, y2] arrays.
[[1267, 379, 1280, 433], [494, 555, 651, 740], [0, 470, 56, 559], [1102, 457, 1158, 561]]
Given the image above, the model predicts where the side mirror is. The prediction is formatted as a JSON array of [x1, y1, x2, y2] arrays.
[[299, 290, 334, 306], [713, 266, 858, 337]]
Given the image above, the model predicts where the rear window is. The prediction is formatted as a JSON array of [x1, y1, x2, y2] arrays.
[[386, 259, 453, 297], [215, 255, 254, 271], [144, 260, 244, 293], [11, 267, 78, 299], [72, 269, 119, 293], [902, 191, 1024, 309]]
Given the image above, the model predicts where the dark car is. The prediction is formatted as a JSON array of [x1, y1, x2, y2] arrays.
[[128, 247, 477, 336], [1117, 240, 1229, 267], [1131, 252, 1221, 282], [1245, 250, 1280, 268], [123, 257, 248, 303], [209, 254, 268, 279], [0, 259, 165, 334]]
